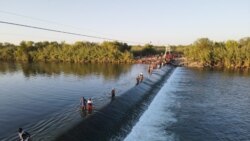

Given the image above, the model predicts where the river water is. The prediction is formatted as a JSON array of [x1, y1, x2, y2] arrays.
[[0, 62, 250, 141], [124, 67, 250, 141], [0, 62, 150, 140]]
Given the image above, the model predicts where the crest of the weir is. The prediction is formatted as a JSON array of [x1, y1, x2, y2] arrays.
[[55, 66, 175, 141]]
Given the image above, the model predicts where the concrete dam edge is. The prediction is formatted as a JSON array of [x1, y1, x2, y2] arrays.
[[55, 66, 176, 141]]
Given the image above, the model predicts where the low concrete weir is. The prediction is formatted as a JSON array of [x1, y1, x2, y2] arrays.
[[55, 66, 175, 141]]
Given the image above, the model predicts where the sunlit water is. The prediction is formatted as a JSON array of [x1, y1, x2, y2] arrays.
[[1, 62, 250, 141], [0, 62, 150, 141]]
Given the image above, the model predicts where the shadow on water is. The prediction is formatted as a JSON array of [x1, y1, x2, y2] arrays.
[[0, 62, 133, 80], [54, 66, 175, 141], [79, 109, 93, 118]]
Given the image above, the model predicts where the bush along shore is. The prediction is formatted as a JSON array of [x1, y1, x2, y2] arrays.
[[0, 41, 165, 64], [1, 37, 250, 70], [173, 37, 250, 70], [0, 41, 132, 63]]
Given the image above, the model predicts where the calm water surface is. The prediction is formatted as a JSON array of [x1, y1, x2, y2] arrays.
[[1, 62, 250, 141], [0, 62, 149, 140]]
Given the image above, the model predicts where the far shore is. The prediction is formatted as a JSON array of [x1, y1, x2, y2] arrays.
[[171, 57, 250, 71]]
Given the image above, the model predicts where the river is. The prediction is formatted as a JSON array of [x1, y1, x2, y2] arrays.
[[0, 62, 250, 141], [0, 62, 149, 140], [124, 67, 250, 141]]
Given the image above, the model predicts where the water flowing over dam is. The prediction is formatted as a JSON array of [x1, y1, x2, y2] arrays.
[[55, 66, 175, 141], [2, 63, 249, 141]]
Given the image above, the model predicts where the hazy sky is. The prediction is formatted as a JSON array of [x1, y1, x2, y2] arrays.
[[0, 0, 249, 45]]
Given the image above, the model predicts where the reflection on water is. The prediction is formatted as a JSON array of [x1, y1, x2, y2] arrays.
[[3, 62, 249, 141], [79, 109, 93, 118], [0, 62, 148, 141], [0, 62, 18, 74], [0, 62, 133, 80], [54, 66, 174, 141]]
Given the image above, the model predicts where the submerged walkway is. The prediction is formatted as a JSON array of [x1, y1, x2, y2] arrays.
[[55, 66, 175, 141]]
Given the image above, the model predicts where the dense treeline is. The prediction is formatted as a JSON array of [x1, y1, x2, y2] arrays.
[[180, 37, 250, 69], [0, 41, 161, 63], [1, 37, 249, 69], [131, 44, 165, 56]]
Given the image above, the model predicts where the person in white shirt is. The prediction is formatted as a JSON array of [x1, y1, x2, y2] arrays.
[[87, 98, 93, 110], [139, 73, 144, 82]]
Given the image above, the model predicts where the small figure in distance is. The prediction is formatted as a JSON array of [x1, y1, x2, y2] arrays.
[[111, 88, 116, 98], [148, 64, 153, 75], [136, 75, 140, 85], [80, 97, 87, 110], [18, 128, 31, 141], [87, 98, 93, 111], [148, 64, 151, 74], [139, 72, 144, 82]]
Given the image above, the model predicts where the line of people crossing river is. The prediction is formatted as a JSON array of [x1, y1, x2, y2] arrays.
[[80, 97, 93, 111], [16, 57, 168, 141], [80, 88, 116, 111]]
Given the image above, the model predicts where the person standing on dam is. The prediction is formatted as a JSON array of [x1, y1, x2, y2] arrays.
[[87, 98, 93, 111], [149, 64, 154, 75], [111, 88, 116, 98], [139, 73, 144, 82], [136, 75, 140, 85], [80, 97, 87, 110]]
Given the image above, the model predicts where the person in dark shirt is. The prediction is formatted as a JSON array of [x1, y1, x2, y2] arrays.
[[111, 88, 116, 98], [80, 97, 87, 110]]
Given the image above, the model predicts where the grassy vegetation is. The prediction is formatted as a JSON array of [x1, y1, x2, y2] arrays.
[[1, 37, 249, 69], [0, 41, 162, 63], [175, 37, 250, 69], [131, 44, 165, 57], [0, 41, 128, 63]]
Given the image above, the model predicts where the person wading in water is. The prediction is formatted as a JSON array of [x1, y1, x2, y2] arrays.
[[80, 97, 87, 110], [111, 88, 116, 98], [87, 98, 93, 111]]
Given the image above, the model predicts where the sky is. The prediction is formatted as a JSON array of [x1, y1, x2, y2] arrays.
[[0, 0, 249, 45]]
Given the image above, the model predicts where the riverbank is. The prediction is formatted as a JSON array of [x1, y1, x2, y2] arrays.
[[171, 57, 250, 71]]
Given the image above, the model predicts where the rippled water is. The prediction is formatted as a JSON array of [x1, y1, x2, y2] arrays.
[[55, 65, 174, 141], [124, 68, 177, 141], [1, 62, 250, 141], [0, 62, 149, 141], [123, 67, 250, 141]]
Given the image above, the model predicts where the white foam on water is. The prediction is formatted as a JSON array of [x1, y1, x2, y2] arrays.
[[124, 69, 178, 141]]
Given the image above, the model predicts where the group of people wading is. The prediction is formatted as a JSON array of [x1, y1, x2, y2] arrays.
[[136, 73, 144, 85], [80, 97, 93, 111], [80, 88, 116, 111], [17, 59, 166, 140]]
